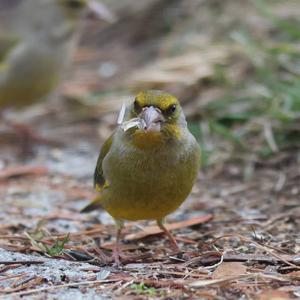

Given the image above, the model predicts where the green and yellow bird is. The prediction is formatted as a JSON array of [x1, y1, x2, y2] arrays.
[[0, 0, 109, 110], [82, 90, 200, 264]]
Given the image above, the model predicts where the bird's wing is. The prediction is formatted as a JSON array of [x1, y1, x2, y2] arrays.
[[0, 34, 19, 62], [81, 134, 113, 213], [94, 133, 113, 190]]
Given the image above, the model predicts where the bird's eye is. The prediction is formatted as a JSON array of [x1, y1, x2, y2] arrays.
[[133, 99, 142, 113], [166, 104, 176, 115]]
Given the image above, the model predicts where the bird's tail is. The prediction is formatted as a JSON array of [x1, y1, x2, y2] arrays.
[[80, 195, 102, 213]]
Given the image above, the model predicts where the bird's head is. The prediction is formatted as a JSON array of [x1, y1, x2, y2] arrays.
[[124, 90, 187, 148]]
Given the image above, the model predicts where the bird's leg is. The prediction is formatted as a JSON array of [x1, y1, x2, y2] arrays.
[[157, 219, 179, 252], [112, 219, 124, 265]]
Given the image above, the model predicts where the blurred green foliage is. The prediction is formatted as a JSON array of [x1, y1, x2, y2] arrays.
[[189, 0, 300, 167], [130, 283, 158, 296]]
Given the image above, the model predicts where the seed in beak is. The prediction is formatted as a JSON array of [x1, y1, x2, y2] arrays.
[[140, 106, 164, 132]]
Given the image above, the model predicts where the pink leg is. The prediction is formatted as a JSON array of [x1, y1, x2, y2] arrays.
[[112, 220, 124, 265], [157, 219, 179, 252]]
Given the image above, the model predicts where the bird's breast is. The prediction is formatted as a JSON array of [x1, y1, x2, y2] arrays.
[[101, 133, 200, 221]]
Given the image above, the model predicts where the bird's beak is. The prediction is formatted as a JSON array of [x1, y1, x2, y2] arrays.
[[140, 106, 164, 132], [87, 0, 117, 23]]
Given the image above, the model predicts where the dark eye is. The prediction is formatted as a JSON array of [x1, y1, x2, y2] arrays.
[[166, 104, 176, 115], [133, 99, 142, 113]]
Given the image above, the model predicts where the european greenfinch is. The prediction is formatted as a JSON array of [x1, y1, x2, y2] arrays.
[[0, 0, 111, 110], [82, 90, 200, 264]]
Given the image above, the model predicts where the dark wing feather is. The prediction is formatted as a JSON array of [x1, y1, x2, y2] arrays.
[[81, 134, 113, 213], [93, 133, 113, 189]]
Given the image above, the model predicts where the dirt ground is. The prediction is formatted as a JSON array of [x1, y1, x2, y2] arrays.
[[0, 112, 299, 299], [0, 0, 300, 299]]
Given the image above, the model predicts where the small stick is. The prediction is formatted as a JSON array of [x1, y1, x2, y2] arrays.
[[0, 278, 121, 297], [0, 261, 45, 266]]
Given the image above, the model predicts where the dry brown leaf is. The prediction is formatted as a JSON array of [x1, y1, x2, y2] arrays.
[[212, 262, 248, 279], [0, 166, 48, 180], [189, 274, 254, 288], [258, 290, 291, 300], [124, 214, 213, 241]]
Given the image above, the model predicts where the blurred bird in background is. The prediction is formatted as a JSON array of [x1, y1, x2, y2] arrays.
[[0, 0, 115, 148]]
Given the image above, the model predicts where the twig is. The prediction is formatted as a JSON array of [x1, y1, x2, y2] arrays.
[[125, 214, 213, 241], [189, 272, 293, 288], [203, 252, 224, 270], [2, 276, 44, 293], [0, 166, 48, 180], [0, 278, 121, 297], [208, 234, 300, 269], [0, 261, 45, 265], [188, 253, 299, 266], [223, 253, 288, 265], [0, 273, 26, 282], [235, 234, 300, 269]]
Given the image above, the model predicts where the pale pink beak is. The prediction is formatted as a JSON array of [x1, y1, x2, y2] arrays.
[[140, 106, 164, 132]]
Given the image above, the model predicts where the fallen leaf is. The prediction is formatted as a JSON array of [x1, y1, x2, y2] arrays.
[[258, 290, 291, 300], [212, 262, 248, 279], [223, 252, 299, 265], [124, 214, 213, 241], [189, 273, 292, 288], [189, 274, 254, 288], [0, 166, 48, 180]]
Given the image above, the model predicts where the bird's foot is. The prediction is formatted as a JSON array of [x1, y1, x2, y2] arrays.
[[157, 219, 180, 254], [169, 241, 180, 254], [112, 245, 123, 266]]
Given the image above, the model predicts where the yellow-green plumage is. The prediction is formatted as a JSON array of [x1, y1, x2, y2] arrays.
[[82, 90, 200, 263], [84, 90, 200, 223]]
